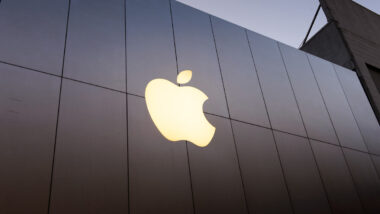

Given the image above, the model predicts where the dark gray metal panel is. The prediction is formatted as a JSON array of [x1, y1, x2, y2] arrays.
[[371, 155, 380, 178], [171, 1, 229, 117], [308, 54, 367, 152], [187, 115, 247, 214], [50, 80, 128, 214], [279, 43, 338, 144], [247, 31, 306, 136], [64, 0, 126, 91], [0, 0, 68, 75], [311, 140, 364, 214], [274, 131, 331, 214], [372, 155, 380, 178], [126, 0, 177, 96], [343, 149, 380, 213], [127, 95, 193, 214], [232, 121, 292, 214], [0, 63, 60, 213], [211, 17, 270, 127], [335, 65, 380, 155]]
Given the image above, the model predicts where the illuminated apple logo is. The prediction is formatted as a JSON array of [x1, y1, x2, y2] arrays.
[[145, 70, 215, 147]]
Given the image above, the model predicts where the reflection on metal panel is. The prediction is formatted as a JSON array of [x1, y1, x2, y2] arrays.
[[343, 149, 380, 212], [51, 80, 128, 213], [274, 131, 331, 214], [128, 95, 193, 214], [126, 0, 177, 96], [311, 140, 363, 214], [171, 1, 229, 117], [64, 0, 126, 91], [308, 54, 367, 152], [211, 17, 270, 127], [232, 121, 292, 214], [0, 63, 60, 213], [0, 0, 379, 213], [187, 115, 247, 214], [0, 0, 69, 75], [247, 31, 306, 136], [335, 65, 380, 155], [372, 155, 380, 178], [279, 43, 338, 144]]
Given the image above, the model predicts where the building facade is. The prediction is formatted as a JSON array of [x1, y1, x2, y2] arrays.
[[302, 0, 380, 123], [0, 0, 379, 213]]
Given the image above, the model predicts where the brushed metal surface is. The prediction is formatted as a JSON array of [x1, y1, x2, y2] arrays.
[[232, 121, 292, 214], [187, 115, 247, 214], [274, 131, 331, 214], [343, 149, 380, 213], [279, 43, 338, 144], [171, 1, 229, 117], [0, 0, 69, 75], [335, 65, 380, 155], [308, 54, 367, 152], [64, 0, 126, 91], [50, 80, 128, 214], [0, 63, 60, 213], [126, 0, 177, 96], [247, 31, 306, 137], [128, 95, 193, 214], [372, 155, 380, 178], [211, 17, 270, 128], [311, 140, 364, 214]]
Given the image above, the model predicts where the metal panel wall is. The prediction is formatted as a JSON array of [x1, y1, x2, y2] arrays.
[[0, 0, 69, 75], [247, 31, 306, 137], [311, 140, 364, 214], [343, 149, 380, 213], [171, 1, 229, 117], [279, 43, 338, 144], [1, 0, 380, 213], [128, 95, 194, 214], [335, 65, 380, 155], [211, 17, 269, 127], [307, 54, 368, 152], [50, 80, 128, 214], [64, 0, 126, 91], [232, 121, 292, 214], [372, 155, 380, 178], [187, 115, 247, 214], [126, 0, 177, 96], [0, 64, 60, 214], [274, 131, 331, 214]]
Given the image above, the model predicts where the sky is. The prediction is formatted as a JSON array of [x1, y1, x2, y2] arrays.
[[177, 0, 379, 48]]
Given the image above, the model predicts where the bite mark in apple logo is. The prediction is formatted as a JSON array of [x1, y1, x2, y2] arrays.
[[145, 70, 216, 147]]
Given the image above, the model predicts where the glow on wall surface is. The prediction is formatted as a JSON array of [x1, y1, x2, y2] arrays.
[[145, 70, 216, 147]]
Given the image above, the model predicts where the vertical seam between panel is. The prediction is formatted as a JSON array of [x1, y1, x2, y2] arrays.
[[333, 65, 379, 167], [333, 66, 370, 152], [334, 65, 380, 184], [277, 43, 334, 214], [124, 0, 130, 213], [244, 30, 272, 129], [245, 31, 295, 214], [47, 0, 71, 213], [276, 43, 307, 137], [306, 55, 367, 213], [209, 16, 249, 214], [169, 1, 196, 214], [208, 17, 230, 118]]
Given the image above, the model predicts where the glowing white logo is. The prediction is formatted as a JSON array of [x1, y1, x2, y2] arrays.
[[145, 70, 215, 147]]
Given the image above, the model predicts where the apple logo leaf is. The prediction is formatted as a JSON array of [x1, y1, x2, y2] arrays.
[[145, 69, 215, 147], [177, 70, 192, 84]]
